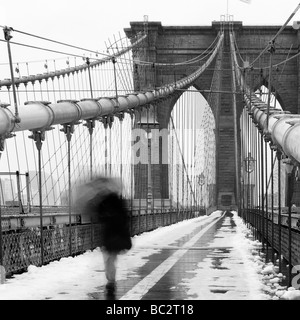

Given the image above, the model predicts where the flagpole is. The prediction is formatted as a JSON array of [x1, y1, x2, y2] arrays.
[[227, 0, 229, 21]]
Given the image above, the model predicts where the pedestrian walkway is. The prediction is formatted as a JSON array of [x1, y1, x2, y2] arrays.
[[88, 211, 266, 300]]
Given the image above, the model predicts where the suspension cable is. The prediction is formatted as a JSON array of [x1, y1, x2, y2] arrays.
[[249, 3, 300, 68]]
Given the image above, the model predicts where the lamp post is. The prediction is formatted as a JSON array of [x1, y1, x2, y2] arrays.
[[137, 105, 158, 211], [198, 172, 205, 214], [244, 152, 255, 224], [146, 129, 152, 210]]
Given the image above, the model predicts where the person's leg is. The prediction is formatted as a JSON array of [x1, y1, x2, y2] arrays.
[[102, 249, 117, 289]]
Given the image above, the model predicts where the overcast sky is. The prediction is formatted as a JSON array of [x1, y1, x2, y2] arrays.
[[1, 0, 300, 63]]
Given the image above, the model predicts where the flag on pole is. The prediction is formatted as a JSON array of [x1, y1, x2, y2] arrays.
[[240, 0, 252, 3]]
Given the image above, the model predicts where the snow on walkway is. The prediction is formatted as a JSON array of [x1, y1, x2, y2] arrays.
[[0, 211, 299, 300]]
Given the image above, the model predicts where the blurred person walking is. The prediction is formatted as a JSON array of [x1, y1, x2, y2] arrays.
[[75, 176, 132, 299]]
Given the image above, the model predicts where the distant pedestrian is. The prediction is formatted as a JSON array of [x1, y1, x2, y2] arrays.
[[75, 176, 132, 299]]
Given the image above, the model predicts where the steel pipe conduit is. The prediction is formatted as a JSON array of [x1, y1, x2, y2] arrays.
[[78, 99, 102, 119], [243, 94, 300, 164], [125, 93, 140, 109], [49, 101, 82, 126], [245, 93, 300, 165], [230, 32, 300, 165], [0, 105, 15, 133], [282, 121, 300, 164], [0, 33, 224, 137], [271, 115, 300, 152]]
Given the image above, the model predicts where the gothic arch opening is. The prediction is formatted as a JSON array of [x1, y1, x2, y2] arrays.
[[168, 86, 216, 209]]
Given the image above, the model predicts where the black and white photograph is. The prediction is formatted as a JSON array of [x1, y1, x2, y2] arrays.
[[0, 0, 300, 305]]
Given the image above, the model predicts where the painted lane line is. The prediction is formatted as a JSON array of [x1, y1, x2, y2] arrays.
[[119, 212, 225, 300], [132, 245, 234, 251]]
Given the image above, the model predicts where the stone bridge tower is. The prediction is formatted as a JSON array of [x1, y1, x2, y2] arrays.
[[125, 20, 300, 211]]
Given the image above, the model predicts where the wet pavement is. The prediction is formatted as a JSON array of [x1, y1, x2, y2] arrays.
[[87, 211, 266, 300]]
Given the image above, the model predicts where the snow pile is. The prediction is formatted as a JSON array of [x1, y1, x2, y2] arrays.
[[260, 263, 287, 299], [280, 287, 300, 300], [259, 263, 300, 300], [232, 213, 300, 301]]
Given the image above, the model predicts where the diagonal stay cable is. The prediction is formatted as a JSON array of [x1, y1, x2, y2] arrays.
[[249, 3, 300, 68]]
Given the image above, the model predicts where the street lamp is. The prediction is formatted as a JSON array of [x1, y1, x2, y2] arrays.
[[244, 152, 255, 199], [198, 172, 205, 213], [244, 152, 255, 174], [137, 105, 159, 210], [243, 152, 256, 223], [146, 130, 152, 210]]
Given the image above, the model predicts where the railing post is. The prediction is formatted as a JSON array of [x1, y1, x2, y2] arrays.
[[100, 116, 109, 176], [90, 220, 94, 249], [0, 191, 2, 272], [271, 148, 275, 263], [260, 134, 265, 252], [29, 130, 45, 266], [61, 123, 75, 256], [15, 171, 23, 214], [129, 210, 133, 236], [25, 172, 31, 213], [277, 150, 282, 272], [285, 160, 295, 287], [115, 111, 124, 196], [138, 209, 141, 235], [83, 118, 96, 180], [0, 140, 7, 275], [264, 138, 269, 261]]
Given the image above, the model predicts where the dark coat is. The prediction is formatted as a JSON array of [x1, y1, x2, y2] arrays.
[[88, 193, 132, 253]]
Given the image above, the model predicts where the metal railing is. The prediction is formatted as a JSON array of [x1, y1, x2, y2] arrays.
[[0, 207, 206, 276]]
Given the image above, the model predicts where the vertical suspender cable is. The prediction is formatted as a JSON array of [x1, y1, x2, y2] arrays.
[[68, 127, 72, 255], [265, 139, 269, 260], [0, 166, 2, 269], [277, 151, 282, 272], [86, 57, 94, 99], [251, 115, 255, 230], [266, 45, 274, 131], [104, 119, 108, 177], [258, 130, 262, 240], [120, 116, 123, 195], [29, 131, 45, 265], [261, 134, 265, 251], [271, 148, 275, 263], [287, 166, 294, 286], [60, 124, 73, 256], [38, 137, 44, 264], [230, 32, 240, 213]]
